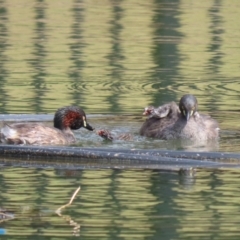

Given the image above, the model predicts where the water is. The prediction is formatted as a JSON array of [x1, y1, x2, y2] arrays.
[[0, 0, 239, 116], [0, 113, 238, 152], [1, 0, 240, 238], [1, 167, 240, 239]]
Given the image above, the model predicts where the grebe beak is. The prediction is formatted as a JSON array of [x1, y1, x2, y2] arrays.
[[185, 110, 194, 121], [83, 116, 94, 131], [85, 123, 94, 131], [185, 111, 190, 121]]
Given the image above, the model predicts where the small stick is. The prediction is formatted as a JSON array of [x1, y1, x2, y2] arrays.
[[56, 186, 81, 215]]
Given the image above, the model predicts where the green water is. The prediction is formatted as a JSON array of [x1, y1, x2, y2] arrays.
[[1, 167, 240, 239], [0, 0, 239, 116], [0, 0, 240, 239]]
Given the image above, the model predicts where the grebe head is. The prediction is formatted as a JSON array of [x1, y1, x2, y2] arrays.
[[179, 94, 198, 121], [53, 106, 94, 131]]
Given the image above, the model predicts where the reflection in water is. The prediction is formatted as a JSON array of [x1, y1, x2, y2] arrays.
[[55, 186, 81, 236], [0, 0, 239, 117], [29, 0, 48, 112], [0, 1, 240, 237], [68, 0, 85, 106], [206, 0, 224, 114], [1, 167, 240, 239], [149, 0, 183, 104], [0, 1, 8, 114], [208, 0, 224, 73], [105, 0, 125, 113]]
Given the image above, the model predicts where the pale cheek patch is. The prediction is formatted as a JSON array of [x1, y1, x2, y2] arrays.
[[83, 116, 87, 127]]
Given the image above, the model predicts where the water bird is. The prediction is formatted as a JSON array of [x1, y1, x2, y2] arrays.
[[0, 106, 94, 145], [140, 94, 219, 141], [96, 129, 133, 141]]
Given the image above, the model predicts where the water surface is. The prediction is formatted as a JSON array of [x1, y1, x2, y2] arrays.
[[1, 167, 240, 239], [0, 0, 239, 116], [1, 0, 240, 239]]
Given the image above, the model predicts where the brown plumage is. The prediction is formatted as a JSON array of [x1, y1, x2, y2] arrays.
[[0, 106, 94, 145], [96, 129, 133, 141], [140, 94, 219, 141]]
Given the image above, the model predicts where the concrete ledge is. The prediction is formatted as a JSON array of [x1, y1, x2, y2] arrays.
[[0, 144, 239, 170]]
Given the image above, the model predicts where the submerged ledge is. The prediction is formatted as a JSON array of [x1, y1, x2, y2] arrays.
[[0, 144, 240, 170]]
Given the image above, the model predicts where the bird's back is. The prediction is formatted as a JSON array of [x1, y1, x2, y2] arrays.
[[139, 102, 180, 139], [0, 123, 75, 145], [140, 103, 219, 141]]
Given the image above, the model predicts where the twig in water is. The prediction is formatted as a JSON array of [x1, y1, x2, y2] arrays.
[[55, 186, 81, 236], [56, 186, 81, 216]]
